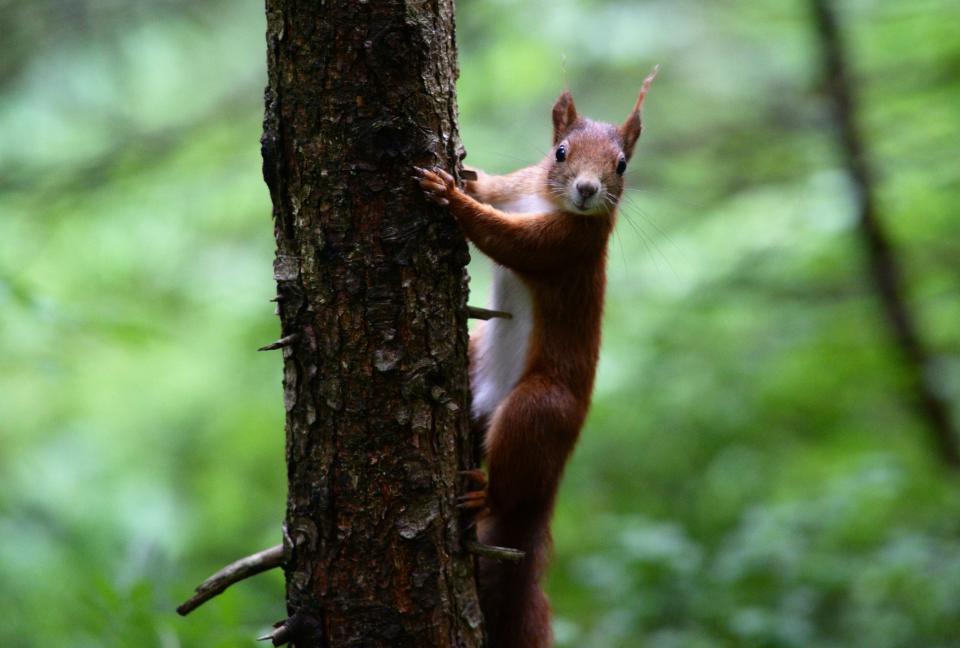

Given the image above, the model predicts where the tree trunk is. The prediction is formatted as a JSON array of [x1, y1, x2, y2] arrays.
[[261, 2, 484, 646], [809, 0, 960, 469]]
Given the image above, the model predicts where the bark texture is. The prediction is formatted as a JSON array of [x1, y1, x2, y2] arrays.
[[261, 1, 483, 646], [810, 0, 960, 469]]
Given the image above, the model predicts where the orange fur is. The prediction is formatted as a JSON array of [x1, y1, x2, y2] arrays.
[[417, 70, 656, 647]]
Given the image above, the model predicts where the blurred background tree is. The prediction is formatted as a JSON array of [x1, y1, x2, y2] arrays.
[[2, 1, 959, 647]]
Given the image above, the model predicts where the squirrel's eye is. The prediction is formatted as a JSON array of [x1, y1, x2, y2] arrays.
[[616, 157, 627, 175], [555, 145, 567, 163]]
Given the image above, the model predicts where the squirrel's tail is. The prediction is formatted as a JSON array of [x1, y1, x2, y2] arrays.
[[478, 510, 553, 648]]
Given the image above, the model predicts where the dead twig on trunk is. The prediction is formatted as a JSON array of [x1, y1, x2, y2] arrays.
[[466, 540, 525, 562], [467, 306, 512, 320], [177, 544, 285, 616]]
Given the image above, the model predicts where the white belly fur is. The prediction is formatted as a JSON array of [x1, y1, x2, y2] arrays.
[[471, 195, 552, 420]]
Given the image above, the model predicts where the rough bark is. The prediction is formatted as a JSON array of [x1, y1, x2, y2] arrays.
[[810, 0, 960, 468], [261, 1, 484, 646]]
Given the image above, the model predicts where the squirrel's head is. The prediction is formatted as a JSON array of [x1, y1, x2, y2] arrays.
[[545, 66, 658, 216]]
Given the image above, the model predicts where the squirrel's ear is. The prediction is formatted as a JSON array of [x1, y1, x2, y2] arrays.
[[619, 65, 659, 159], [552, 90, 578, 144], [620, 112, 642, 160]]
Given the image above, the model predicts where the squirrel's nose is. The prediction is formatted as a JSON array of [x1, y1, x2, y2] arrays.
[[576, 181, 599, 199]]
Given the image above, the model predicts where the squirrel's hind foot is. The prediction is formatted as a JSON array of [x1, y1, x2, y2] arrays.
[[457, 468, 490, 520]]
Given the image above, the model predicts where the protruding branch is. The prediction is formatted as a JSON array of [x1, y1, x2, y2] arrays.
[[258, 333, 299, 352], [467, 306, 512, 320], [465, 540, 525, 562], [177, 544, 285, 616], [258, 617, 297, 646]]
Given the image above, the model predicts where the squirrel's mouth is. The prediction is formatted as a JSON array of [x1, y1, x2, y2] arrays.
[[565, 184, 609, 216], [569, 196, 607, 216]]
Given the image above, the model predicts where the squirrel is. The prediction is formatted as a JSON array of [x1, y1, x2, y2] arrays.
[[416, 66, 657, 648]]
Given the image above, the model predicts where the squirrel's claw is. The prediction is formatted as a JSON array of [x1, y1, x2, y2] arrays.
[[414, 165, 457, 207], [460, 469, 488, 489], [432, 167, 455, 186], [457, 490, 488, 511]]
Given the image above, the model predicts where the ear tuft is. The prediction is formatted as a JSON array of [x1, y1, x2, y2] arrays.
[[619, 65, 659, 159], [552, 90, 578, 144]]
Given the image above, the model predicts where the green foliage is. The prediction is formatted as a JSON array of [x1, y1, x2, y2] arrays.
[[2, 1, 959, 646]]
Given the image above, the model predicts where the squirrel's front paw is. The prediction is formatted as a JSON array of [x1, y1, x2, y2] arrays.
[[414, 166, 457, 207]]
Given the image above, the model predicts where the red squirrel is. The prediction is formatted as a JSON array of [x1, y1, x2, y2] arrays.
[[416, 67, 657, 648]]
